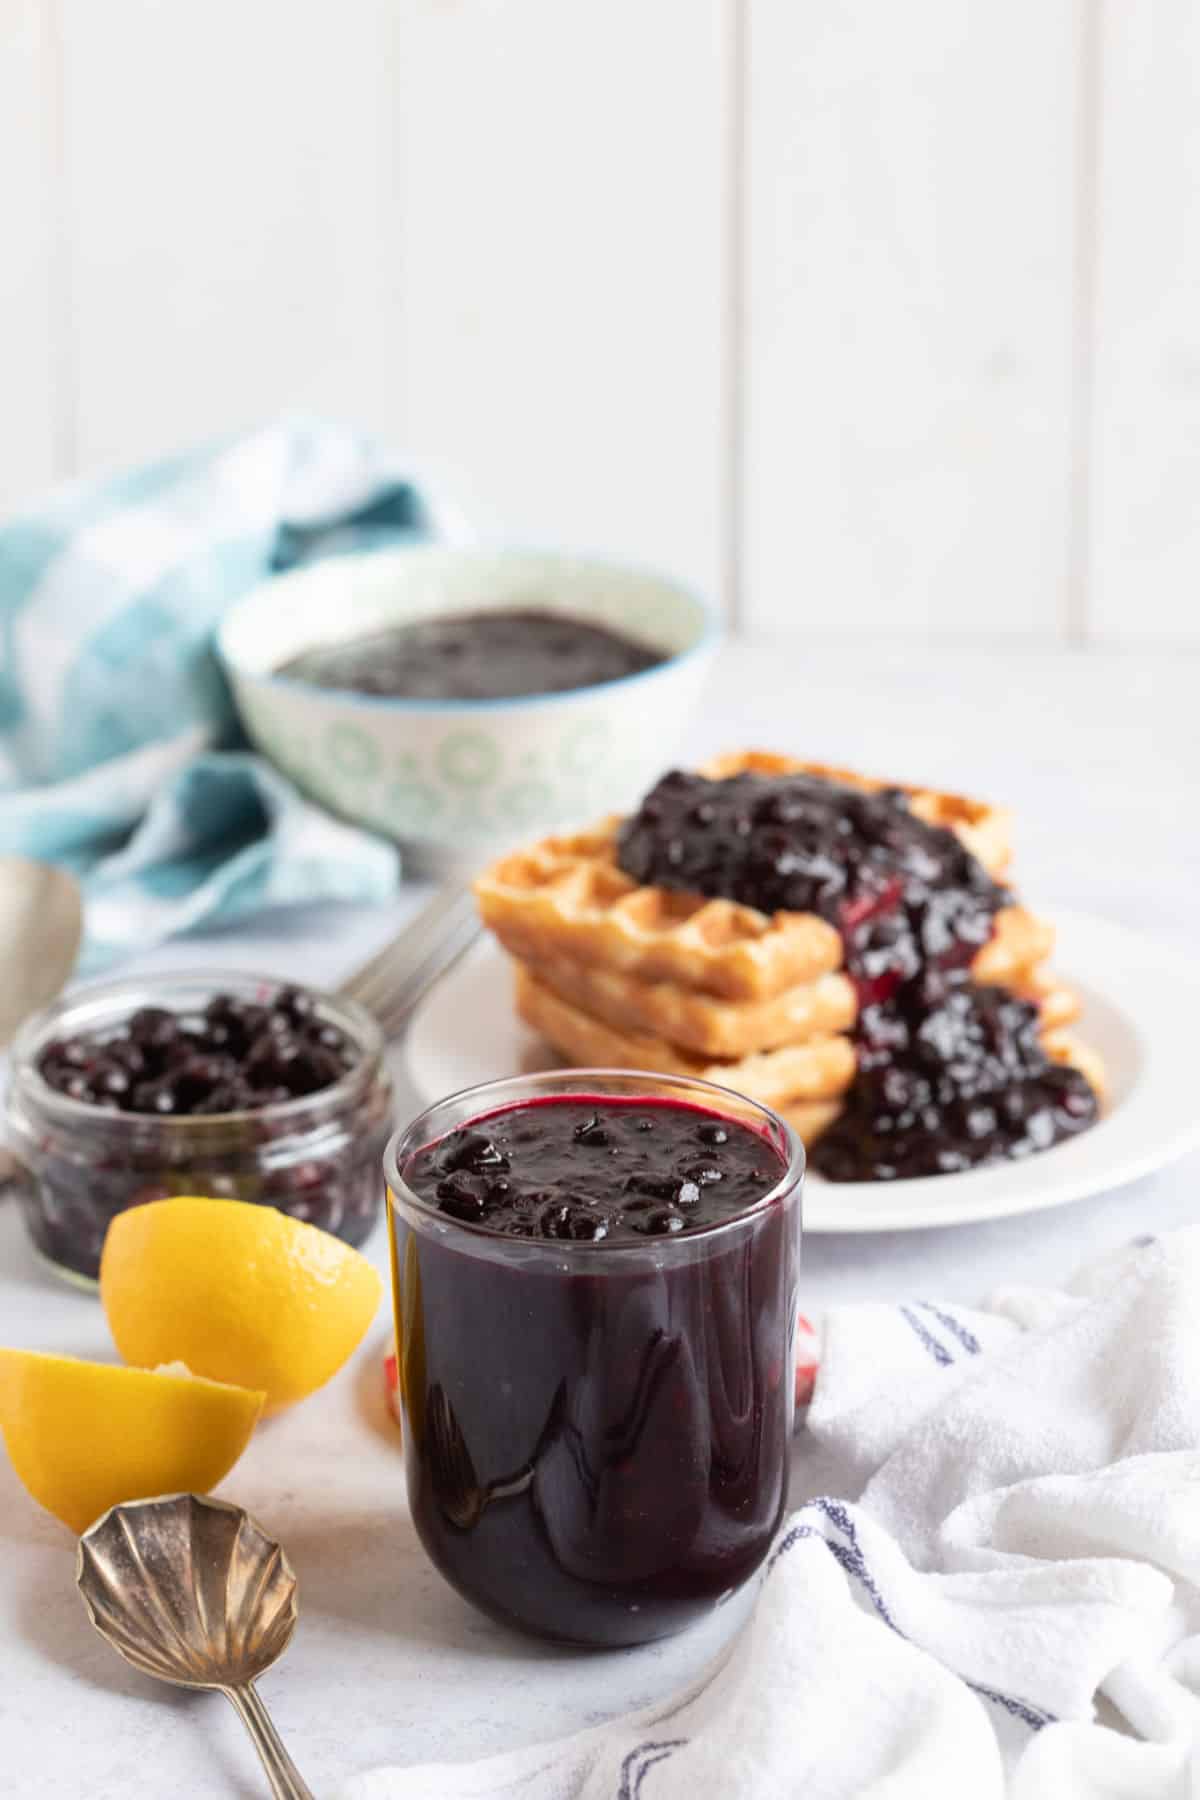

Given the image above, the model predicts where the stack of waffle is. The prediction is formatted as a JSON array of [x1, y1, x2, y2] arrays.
[[473, 754, 1103, 1142]]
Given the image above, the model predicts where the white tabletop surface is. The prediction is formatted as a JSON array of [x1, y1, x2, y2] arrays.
[[1, 642, 1197, 1798]]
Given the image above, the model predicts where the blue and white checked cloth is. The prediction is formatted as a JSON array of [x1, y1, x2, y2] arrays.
[[0, 421, 464, 966]]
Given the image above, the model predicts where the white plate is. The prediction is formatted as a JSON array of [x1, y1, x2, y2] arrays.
[[405, 910, 1200, 1232]]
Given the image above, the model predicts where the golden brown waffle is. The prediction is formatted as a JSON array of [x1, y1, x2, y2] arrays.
[[476, 756, 1018, 1004], [520, 953, 858, 1057], [972, 909, 1055, 983], [477, 820, 842, 1001], [479, 821, 1052, 1009], [1014, 967, 1081, 1031], [513, 965, 858, 1106], [514, 961, 1104, 1134], [483, 751, 1105, 1135], [518, 933, 1072, 1060], [778, 1099, 844, 1145]]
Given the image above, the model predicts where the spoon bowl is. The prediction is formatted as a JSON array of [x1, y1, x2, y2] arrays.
[[78, 1493, 313, 1799]]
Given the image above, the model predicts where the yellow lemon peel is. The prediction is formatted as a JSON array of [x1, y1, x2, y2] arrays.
[[100, 1196, 382, 1414], [0, 1350, 263, 1535]]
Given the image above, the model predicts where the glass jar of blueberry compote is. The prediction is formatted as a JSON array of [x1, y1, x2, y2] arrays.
[[5, 971, 393, 1288], [387, 1070, 803, 1648]]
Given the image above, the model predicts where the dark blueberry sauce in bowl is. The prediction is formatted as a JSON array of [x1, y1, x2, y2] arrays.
[[6, 973, 393, 1286], [277, 607, 665, 702], [617, 769, 1099, 1179], [386, 1072, 802, 1647]]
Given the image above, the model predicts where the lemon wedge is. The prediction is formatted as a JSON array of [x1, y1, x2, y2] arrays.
[[0, 1350, 263, 1534], [100, 1196, 382, 1414]]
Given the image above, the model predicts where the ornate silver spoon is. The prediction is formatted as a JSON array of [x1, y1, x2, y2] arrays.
[[77, 1492, 314, 1800]]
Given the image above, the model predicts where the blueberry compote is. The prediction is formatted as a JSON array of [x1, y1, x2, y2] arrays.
[[411, 1097, 782, 1240], [617, 770, 1099, 1179], [37, 986, 355, 1116], [7, 977, 391, 1283], [278, 607, 664, 701], [392, 1091, 800, 1646]]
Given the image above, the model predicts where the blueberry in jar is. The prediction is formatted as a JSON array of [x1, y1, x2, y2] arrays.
[[8, 975, 392, 1284], [391, 1087, 802, 1647], [35, 984, 358, 1115]]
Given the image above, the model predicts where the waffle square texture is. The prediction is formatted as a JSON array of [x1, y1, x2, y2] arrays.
[[514, 961, 1102, 1137], [476, 755, 1026, 1004]]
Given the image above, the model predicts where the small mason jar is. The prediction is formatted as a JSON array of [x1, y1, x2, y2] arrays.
[[385, 1069, 803, 1649], [5, 970, 393, 1288]]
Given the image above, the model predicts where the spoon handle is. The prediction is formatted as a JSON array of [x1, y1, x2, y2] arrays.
[[225, 1684, 316, 1800]]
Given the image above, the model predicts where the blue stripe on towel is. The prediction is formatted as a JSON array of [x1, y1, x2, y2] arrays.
[[617, 1740, 688, 1798], [917, 1301, 982, 1356], [768, 1499, 1055, 1732], [899, 1304, 954, 1366]]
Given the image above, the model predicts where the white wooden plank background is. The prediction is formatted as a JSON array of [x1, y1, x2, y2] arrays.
[[57, 0, 408, 469], [1089, 0, 1200, 644], [389, 0, 730, 602], [0, 0, 62, 512], [741, 0, 1084, 643], [1, 0, 1199, 644]]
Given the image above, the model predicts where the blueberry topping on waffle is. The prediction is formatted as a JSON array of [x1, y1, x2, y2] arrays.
[[617, 770, 1099, 1179]]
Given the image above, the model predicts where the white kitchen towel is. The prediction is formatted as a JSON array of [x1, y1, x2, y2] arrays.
[[344, 1229, 1200, 1800]]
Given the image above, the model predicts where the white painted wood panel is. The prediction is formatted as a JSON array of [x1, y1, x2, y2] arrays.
[[58, 0, 407, 469], [0, 0, 63, 510], [52, 0, 729, 610], [391, 0, 730, 603], [742, 1, 1083, 641], [1089, 1, 1200, 645]]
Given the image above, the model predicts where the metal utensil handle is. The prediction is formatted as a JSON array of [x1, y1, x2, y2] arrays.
[[338, 881, 473, 1007], [224, 1684, 316, 1800], [336, 880, 481, 1039], [371, 909, 481, 1038]]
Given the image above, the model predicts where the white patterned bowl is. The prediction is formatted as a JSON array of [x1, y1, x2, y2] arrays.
[[217, 547, 716, 863]]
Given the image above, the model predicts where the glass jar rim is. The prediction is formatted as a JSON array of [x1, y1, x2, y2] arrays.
[[8, 966, 386, 1139], [385, 1067, 804, 1256]]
